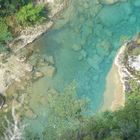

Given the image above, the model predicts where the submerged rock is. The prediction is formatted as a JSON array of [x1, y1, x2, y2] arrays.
[[87, 54, 102, 70], [98, 4, 126, 26], [25, 108, 37, 119], [96, 41, 111, 56], [44, 55, 54, 65], [33, 71, 44, 80], [45, 65, 56, 77], [25, 64, 33, 72], [80, 49, 87, 58], [78, 49, 88, 61], [40, 64, 56, 78], [99, 0, 124, 5], [72, 44, 82, 51]]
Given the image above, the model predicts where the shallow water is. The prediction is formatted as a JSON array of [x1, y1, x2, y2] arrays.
[[24, 0, 140, 136]]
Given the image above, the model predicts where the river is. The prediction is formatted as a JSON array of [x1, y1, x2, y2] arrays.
[[23, 0, 140, 137]]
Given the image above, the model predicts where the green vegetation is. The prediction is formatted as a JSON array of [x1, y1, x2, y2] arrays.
[[0, 0, 47, 52], [24, 81, 140, 140], [0, 0, 27, 16], [16, 3, 46, 26], [0, 19, 12, 43], [82, 80, 140, 140], [40, 81, 139, 140], [43, 83, 88, 140], [1, 81, 140, 140]]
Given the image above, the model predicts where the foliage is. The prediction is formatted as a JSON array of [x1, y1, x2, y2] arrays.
[[0, 80, 139, 140], [0, 19, 12, 43], [67, 81, 140, 140], [0, 0, 31, 16], [43, 83, 89, 140], [0, 0, 47, 47], [16, 3, 46, 26]]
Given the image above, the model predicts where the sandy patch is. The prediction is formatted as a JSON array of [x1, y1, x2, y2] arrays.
[[102, 63, 124, 111]]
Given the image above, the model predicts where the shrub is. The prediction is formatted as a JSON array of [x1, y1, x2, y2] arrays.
[[16, 3, 46, 26], [0, 19, 12, 43]]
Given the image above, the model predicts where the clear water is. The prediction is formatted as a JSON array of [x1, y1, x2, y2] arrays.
[[24, 0, 140, 136]]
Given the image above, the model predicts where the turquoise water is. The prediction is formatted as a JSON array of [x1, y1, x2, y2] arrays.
[[24, 0, 140, 136]]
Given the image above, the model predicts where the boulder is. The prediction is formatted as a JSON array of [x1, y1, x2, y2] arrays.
[[40, 64, 56, 78], [16, 55, 26, 62], [78, 55, 83, 61], [78, 50, 88, 61], [80, 49, 87, 58], [98, 5, 125, 26], [96, 41, 111, 56], [99, 0, 123, 5], [33, 71, 44, 80], [87, 54, 102, 70], [45, 56, 54, 64], [25, 64, 33, 72], [46, 66, 56, 77]]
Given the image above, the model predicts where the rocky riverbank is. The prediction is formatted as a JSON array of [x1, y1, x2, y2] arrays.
[[0, 0, 67, 98], [9, 0, 67, 52], [115, 34, 140, 93], [103, 34, 140, 111]]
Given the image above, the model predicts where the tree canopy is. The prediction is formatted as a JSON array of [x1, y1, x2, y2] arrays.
[[41, 82, 140, 140], [0, 19, 12, 43], [16, 3, 46, 26]]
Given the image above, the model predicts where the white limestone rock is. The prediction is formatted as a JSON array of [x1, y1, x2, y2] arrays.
[[128, 55, 140, 71]]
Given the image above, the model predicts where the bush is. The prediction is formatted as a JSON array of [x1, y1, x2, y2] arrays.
[[16, 3, 46, 26], [43, 83, 89, 140], [44, 81, 140, 140], [0, 19, 12, 43]]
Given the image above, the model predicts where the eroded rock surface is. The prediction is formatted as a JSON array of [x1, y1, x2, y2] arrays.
[[0, 54, 33, 93]]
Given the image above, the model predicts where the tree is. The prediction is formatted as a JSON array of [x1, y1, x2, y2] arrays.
[[0, 19, 12, 43], [16, 3, 46, 26], [78, 88, 140, 140], [0, 0, 32, 16], [47, 80, 140, 140], [43, 83, 89, 140]]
